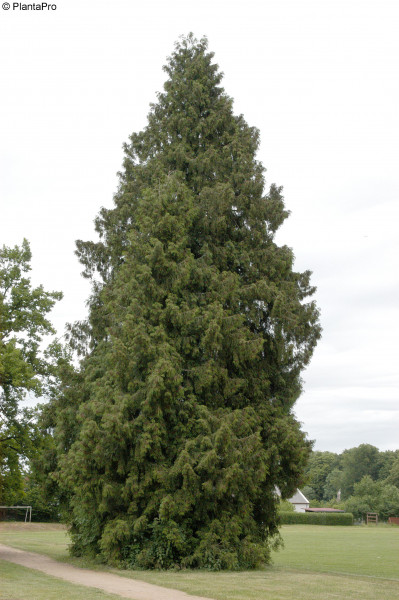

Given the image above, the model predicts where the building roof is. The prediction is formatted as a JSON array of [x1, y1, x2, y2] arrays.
[[288, 489, 309, 505], [274, 487, 309, 505], [305, 508, 345, 513]]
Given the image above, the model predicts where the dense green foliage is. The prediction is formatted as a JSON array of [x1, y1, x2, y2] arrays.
[[46, 35, 321, 569], [303, 451, 339, 500], [340, 444, 381, 498], [279, 511, 353, 525], [0, 240, 61, 504], [386, 457, 399, 488], [344, 475, 399, 520], [304, 445, 399, 503]]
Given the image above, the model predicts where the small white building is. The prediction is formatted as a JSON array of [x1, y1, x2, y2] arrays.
[[287, 488, 310, 512], [275, 487, 310, 512]]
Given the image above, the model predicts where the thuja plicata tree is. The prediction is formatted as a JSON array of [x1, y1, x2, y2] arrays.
[[49, 35, 321, 569]]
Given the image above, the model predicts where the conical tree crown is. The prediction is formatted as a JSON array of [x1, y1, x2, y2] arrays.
[[55, 35, 321, 570]]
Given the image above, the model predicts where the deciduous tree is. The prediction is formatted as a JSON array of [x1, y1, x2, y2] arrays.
[[344, 475, 399, 520], [0, 239, 61, 503], [386, 457, 399, 488], [304, 451, 339, 501], [340, 444, 380, 498]]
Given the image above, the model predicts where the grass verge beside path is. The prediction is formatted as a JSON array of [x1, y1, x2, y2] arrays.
[[0, 523, 70, 561], [0, 560, 127, 600], [1, 523, 399, 600]]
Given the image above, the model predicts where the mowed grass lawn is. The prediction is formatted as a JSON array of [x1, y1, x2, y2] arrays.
[[1, 523, 399, 600], [273, 524, 399, 579]]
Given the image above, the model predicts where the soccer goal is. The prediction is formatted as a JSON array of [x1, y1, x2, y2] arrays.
[[0, 506, 32, 522]]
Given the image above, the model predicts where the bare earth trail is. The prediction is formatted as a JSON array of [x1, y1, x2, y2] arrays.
[[0, 543, 213, 600]]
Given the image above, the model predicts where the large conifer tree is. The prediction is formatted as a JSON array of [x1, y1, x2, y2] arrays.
[[52, 35, 321, 569]]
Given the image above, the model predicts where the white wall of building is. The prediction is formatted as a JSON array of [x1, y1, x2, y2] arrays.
[[292, 502, 309, 513]]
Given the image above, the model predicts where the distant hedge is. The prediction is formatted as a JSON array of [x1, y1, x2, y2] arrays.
[[280, 512, 354, 526]]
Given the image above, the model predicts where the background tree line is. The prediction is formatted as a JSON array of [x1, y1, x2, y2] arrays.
[[302, 445, 399, 520]]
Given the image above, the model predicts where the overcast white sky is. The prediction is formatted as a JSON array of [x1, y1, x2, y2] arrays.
[[1, 0, 398, 453]]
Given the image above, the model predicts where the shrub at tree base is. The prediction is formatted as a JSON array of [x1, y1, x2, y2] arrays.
[[46, 35, 321, 570], [280, 512, 354, 525]]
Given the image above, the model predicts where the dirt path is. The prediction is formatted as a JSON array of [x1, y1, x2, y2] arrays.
[[0, 543, 213, 600]]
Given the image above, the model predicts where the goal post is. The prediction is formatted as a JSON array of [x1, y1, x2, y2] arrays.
[[0, 506, 32, 522]]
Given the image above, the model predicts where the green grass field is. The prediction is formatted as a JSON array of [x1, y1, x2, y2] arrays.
[[1, 523, 399, 600]]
